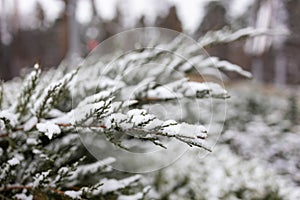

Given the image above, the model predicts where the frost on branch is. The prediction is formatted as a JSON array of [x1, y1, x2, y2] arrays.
[[197, 27, 268, 48], [145, 79, 229, 99], [34, 68, 78, 119], [101, 109, 210, 151], [69, 157, 116, 181], [15, 63, 41, 118], [36, 122, 61, 139], [0, 26, 259, 199], [0, 110, 18, 131]]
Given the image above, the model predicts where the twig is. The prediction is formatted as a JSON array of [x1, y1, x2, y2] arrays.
[[0, 127, 24, 138], [0, 185, 65, 196], [0, 124, 106, 138], [56, 123, 106, 129]]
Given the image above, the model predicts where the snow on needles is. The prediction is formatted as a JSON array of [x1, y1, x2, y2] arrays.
[[24, 116, 38, 131], [105, 109, 207, 138], [0, 110, 18, 129], [65, 190, 83, 199], [36, 122, 61, 139], [65, 175, 142, 199], [69, 157, 116, 180], [161, 120, 207, 139], [7, 157, 20, 166], [95, 175, 141, 195]]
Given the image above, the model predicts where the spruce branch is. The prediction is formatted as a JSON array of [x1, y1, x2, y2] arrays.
[[0, 185, 65, 196], [0, 26, 260, 199], [35, 68, 78, 119], [104, 27, 264, 82], [15, 64, 41, 118], [0, 117, 13, 132], [0, 111, 18, 133], [197, 27, 267, 48]]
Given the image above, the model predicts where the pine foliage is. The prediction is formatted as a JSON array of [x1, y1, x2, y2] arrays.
[[0, 27, 260, 199]]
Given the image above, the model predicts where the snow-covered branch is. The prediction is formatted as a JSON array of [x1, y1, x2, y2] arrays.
[[0, 25, 261, 199]]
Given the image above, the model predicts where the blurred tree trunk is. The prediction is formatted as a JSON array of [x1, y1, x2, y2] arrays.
[[274, 50, 286, 85], [286, 0, 300, 84], [252, 58, 264, 82], [66, 0, 81, 60], [273, 0, 287, 85], [0, 0, 11, 80], [91, 0, 98, 17], [11, 0, 20, 78]]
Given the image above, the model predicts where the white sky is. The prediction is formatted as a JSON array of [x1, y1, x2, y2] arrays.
[[168, 0, 216, 32], [120, 0, 170, 27], [0, 0, 254, 32]]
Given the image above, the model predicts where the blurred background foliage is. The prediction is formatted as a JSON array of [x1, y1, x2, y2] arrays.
[[0, 0, 299, 85]]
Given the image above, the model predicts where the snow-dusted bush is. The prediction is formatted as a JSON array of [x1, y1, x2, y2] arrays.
[[0, 27, 267, 199], [149, 144, 300, 200], [222, 86, 300, 186], [148, 86, 300, 200]]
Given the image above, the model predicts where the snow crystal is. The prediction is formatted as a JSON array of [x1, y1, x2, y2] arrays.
[[117, 192, 143, 200], [26, 138, 38, 145], [98, 76, 125, 89], [8, 157, 20, 166], [105, 113, 128, 129], [32, 149, 42, 154], [177, 123, 207, 139], [162, 120, 177, 126], [70, 157, 116, 180], [133, 77, 156, 93], [179, 55, 205, 72], [146, 79, 203, 99], [33, 63, 39, 70], [217, 60, 252, 78], [180, 81, 228, 98], [161, 120, 180, 136], [118, 185, 150, 200], [205, 82, 228, 98], [147, 87, 180, 99], [182, 82, 210, 97], [98, 179, 122, 194], [94, 175, 141, 195], [0, 120, 4, 130], [127, 109, 147, 117], [161, 120, 207, 139], [106, 109, 179, 132], [33, 170, 51, 188], [14, 193, 33, 200], [144, 118, 163, 130], [72, 100, 112, 124], [58, 134, 79, 147], [36, 122, 61, 139], [23, 117, 38, 131], [103, 100, 137, 115], [126, 109, 156, 126], [122, 100, 138, 107], [0, 110, 18, 127], [131, 113, 155, 126], [47, 109, 65, 117], [65, 190, 82, 199], [58, 167, 69, 174], [77, 90, 113, 107], [167, 78, 189, 90]]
